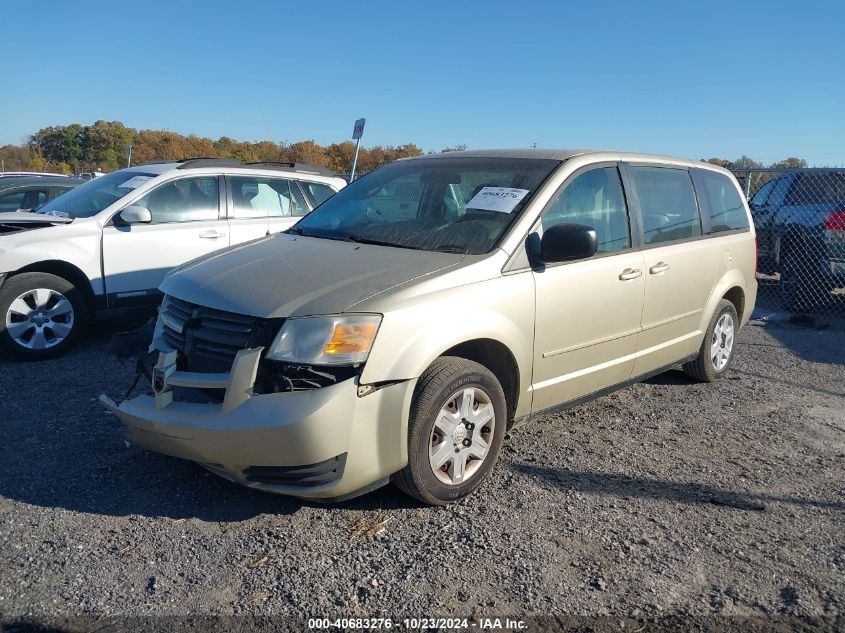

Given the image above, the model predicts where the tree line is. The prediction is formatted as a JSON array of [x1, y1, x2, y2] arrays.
[[0, 120, 429, 175], [0, 119, 810, 176]]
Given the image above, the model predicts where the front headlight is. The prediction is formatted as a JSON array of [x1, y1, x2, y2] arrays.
[[266, 314, 382, 365]]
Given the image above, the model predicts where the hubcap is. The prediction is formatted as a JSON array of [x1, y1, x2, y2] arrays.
[[5, 288, 74, 350], [710, 313, 734, 371], [428, 387, 495, 485]]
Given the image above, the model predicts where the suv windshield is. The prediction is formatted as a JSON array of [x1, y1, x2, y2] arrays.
[[36, 171, 157, 218], [292, 157, 560, 254]]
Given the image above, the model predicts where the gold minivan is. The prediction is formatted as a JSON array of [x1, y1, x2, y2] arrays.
[[102, 150, 757, 505]]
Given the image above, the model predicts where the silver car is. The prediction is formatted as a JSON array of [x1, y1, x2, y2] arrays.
[[102, 149, 757, 505]]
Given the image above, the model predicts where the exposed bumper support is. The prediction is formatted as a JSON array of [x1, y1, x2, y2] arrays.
[[149, 346, 263, 412], [100, 349, 416, 500]]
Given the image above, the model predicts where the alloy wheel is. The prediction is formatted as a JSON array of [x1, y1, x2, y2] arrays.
[[710, 313, 734, 371], [5, 288, 75, 350]]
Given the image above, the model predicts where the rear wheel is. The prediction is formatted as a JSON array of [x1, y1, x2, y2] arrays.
[[0, 272, 87, 360], [393, 357, 507, 505], [682, 299, 738, 383]]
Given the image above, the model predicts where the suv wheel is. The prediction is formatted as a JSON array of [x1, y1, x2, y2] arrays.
[[0, 273, 87, 360], [682, 299, 738, 383], [393, 357, 507, 505]]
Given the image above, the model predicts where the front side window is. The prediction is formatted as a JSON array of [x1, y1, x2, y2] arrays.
[[134, 176, 219, 224], [35, 170, 158, 218], [697, 170, 749, 232], [541, 166, 631, 253], [293, 157, 560, 254], [230, 177, 309, 218], [631, 166, 701, 244]]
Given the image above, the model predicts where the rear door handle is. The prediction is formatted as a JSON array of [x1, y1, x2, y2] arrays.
[[649, 262, 670, 274], [618, 268, 642, 281], [199, 230, 226, 239]]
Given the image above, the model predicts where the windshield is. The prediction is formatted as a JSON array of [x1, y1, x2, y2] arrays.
[[292, 157, 560, 254], [36, 170, 157, 218]]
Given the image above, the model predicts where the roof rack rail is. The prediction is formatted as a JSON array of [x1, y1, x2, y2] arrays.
[[171, 158, 335, 176], [176, 158, 242, 169], [244, 161, 334, 177]]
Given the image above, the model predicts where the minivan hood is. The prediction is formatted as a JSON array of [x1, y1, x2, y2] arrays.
[[161, 233, 466, 318]]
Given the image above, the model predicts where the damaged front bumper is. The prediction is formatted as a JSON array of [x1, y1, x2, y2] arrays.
[[100, 347, 415, 500]]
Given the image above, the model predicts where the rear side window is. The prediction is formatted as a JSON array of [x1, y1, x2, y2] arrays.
[[630, 167, 701, 244], [697, 170, 749, 232], [230, 177, 309, 218], [749, 178, 776, 206], [304, 182, 336, 205]]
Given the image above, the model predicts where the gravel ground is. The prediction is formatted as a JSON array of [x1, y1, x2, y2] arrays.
[[0, 310, 843, 631]]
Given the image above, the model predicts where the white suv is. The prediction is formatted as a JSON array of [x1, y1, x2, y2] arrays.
[[0, 158, 345, 359]]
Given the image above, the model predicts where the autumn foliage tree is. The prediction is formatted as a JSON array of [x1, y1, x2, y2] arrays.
[[1, 120, 424, 175]]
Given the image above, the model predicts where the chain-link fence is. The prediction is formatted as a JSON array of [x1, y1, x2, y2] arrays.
[[730, 168, 845, 315]]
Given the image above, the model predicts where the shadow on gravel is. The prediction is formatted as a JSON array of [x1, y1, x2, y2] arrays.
[[750, 297, 845, 367], [0, 441, 418, 522], [512, 463, 845, 512], [642, 369, 695, 386]]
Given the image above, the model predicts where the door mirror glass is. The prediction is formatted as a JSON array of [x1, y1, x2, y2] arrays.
[[120, 205, 152, 224], [540, 223, 598, 263]]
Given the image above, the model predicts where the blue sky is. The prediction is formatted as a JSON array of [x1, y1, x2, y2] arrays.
[[3, 0, 844, 165]]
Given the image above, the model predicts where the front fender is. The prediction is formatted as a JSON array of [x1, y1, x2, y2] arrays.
[[360, 271, 536, 419]]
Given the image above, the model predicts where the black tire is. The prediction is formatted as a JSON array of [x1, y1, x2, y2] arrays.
[[393, 356, 507, 505], [779, 250, 829, 313], [0, 272, 88, 360], [683, 299, 739, 383]]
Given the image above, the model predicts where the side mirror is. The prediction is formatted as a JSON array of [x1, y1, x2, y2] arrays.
[[539, 223, 598, 263], [119, 205, 152, 224]]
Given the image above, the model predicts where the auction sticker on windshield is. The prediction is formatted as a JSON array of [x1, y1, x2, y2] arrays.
[[118, 175, 154, 189], [466, 187, 530, 213]]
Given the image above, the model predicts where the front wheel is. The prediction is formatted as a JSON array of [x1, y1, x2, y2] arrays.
[[0, 272, 87, 360], [682, 299, 738, 383], [393, 357, 507, 505]]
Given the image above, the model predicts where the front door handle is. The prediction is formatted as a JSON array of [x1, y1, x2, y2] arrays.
[[649, 262, 670, 275], [619, 268, 642, 281], [199, 230, 226, 239]]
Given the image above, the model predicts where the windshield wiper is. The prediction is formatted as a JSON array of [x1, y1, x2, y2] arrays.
[[344, 234, 422, 250], [286, 226, 306, 235]]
